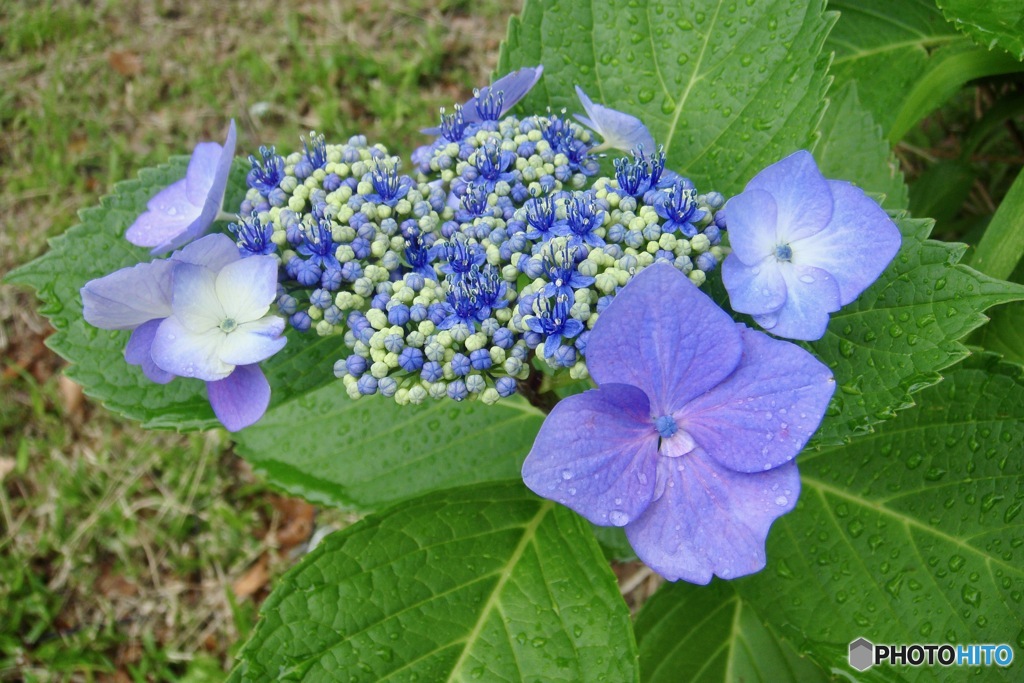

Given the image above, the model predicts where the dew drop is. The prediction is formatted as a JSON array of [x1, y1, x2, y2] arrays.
[[798, 274, 814, 284], [561, 469, 573, 480], [775, 495, 788, 506], [609, 510, 629, 526]]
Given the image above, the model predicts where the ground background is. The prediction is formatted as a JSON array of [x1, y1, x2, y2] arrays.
[[0, 2, 516, 680]]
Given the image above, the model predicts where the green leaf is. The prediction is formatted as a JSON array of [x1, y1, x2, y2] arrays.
[[825, 0, 961, 134], [807, 214, 1024, 446], [908, 159, 976, 225], [812, 81, 909, 210], [233, 386, 544, 511], [936, 0, 1024, 61], [635, 581, 829, 682], [974, 302, 1024, 365], [5, 158, 347, 430], [886, 40, 1024, 143], [970, 166, 1024, 282], [229, 482, 639, 682], [735, 354, 1024, 680], [499, 0, 835, 195]]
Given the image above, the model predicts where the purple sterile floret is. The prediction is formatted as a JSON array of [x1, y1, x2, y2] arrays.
[[126, 121, 237, 255], [721, 150, 902, 341], [573, 86, 655, 154], [80, 233, 284, 431], [521, 263, 835, 584]]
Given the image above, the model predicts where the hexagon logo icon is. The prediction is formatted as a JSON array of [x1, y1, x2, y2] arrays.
[[849, 637, 874, 672]]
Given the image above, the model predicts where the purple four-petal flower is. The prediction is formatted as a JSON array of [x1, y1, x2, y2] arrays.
[[81, 234, 285, 431], [521, 263, 836, 583], [125, 121, 237, 255], [721, 150, 902, 340]]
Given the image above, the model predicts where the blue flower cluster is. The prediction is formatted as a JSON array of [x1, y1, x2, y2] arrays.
[[227, 82, 727, 404]]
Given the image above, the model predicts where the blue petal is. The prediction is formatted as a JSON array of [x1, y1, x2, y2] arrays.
[[207, 363, 271, 432], [124, 180, 200, 248], [625, 450, 800, 583], [521, 384, 659, 527], [586, 263, 742, 415], [721, 252, 787, 316], [795, 179, 902, 305], [758, 264, 841, 341], [151, 315, 232, 381], [721, 188, 778, 265], [678, 326, 835, 473], [151, 120, 237, 255], [81, 259, 175, 330], [124, 318, 174, 384], [573, 86, 655, 153], [743, 150, 832, 243], [463, 66, 544, 122]]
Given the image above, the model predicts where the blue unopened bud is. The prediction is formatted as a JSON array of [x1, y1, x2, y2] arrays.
[[421, 361, 444, 382], [379, 377, 398, 398], [447, 379, 469, 401], [450, 353, 471, 377], [469, 348, 492, 371], [357, 375, 379, 395], [398, 346, 425, 372], [495, 377, 517, 397], [388, 304, 411, 325], [290, 311, 312, 331]]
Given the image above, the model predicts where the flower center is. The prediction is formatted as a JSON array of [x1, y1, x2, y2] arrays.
[[774, 243, 793, 261], [654, 415, 678, 439], [219, 318, 238, 333]]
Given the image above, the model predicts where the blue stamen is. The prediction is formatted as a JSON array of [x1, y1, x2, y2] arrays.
[[654, 415, 678, 439]]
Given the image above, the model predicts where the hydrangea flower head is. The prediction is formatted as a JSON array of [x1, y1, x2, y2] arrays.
[[126, 121, 237, 255], [721, 150, 902, 340], [573, 86, 655, 154], [521, 263, 835, 583]]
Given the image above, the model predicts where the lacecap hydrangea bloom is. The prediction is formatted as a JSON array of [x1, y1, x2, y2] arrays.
[[81, 234, 286, 430], [522, 263, 835, 583], [721, 150, 901, 340], [126, 121, 238, 255]]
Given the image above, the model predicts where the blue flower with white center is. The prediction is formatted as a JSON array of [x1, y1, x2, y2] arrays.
[[436, 238, 485, 282], [126, 121, 237, 255], [247, 145, 285, 195], [441, 105, 468, 142], [472, 265, 509, 319], [141, 244, 286, 424], [454, 184, 493, 223], [526, 295, 584, 359], [522, 195, 565, 242], [614, 155, 653, 198], [721, 150, 902, 341], [366, 159, 412, 207], [303, 131, 328, 170], [521, 263, 836, 583], [438, 281, 480, 330], [470, 140, 517, 192], [229, 211, 276, 257], [541, 243, 593, 298], [557, 194, 605, 248], [654, 182, 706, 238], [297, 220, 340, 272], [573, 86, 655, 154]]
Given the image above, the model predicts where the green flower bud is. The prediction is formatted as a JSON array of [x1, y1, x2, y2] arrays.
[[569, 361, 590, 380], [688, 269, 707, 286], [408, 385, 428, 404], [406, 331, 426, 348], [370, 347, 386, 363], [690, 233, 711, 254], [308, 306, 323, 321], [287, 195, 306, 212], [464, 333, 487, 352], [489, 347, 506, 366], [480, 387, 501, 405], [315, 321, 334, 336], [394, 388, 410, 405], [384, 352, 400, 369], [370, 361, 389, 379], [366, 309, 388, 330], [437, 331, 454, 347], [418, 320, 436, 336], [428, 382, 448, 400], [595, 272, 618, 294]]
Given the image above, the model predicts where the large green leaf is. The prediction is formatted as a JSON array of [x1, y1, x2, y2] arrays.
[[812, 81, 908, 210], [971, 166, 1024, 282], [233, 386, 544, 511], [937, 0, 1024, 61], [825, 0, 962, 134], [635, 581, 829, 682], [735, 355, 1024, 680], [806, 214, 1024, 446], [229, 482, 639, 682], [499, 0, 835, 196], [5, 158, 346, 431], [886, 40, 1024, 143]]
